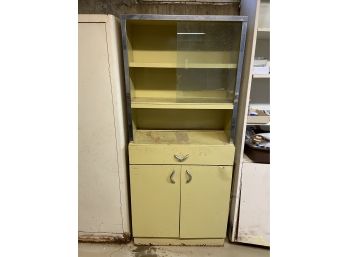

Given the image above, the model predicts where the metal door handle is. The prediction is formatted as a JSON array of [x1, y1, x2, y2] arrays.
[[170, 170, 176, 184], [186, 170, 192, 184], [174, 154, 189, 162]]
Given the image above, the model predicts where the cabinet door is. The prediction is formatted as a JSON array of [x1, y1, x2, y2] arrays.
[[130, 165, 180, 237], [180, 165, 233, 238]]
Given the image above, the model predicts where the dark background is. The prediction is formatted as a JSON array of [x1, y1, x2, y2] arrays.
[[78, 0, 240, 16]]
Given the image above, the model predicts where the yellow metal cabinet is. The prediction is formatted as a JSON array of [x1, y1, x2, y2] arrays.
[[121, 15, 247, 246], [130, 165, 181, 238], [180, 165, 233, 238], [130, 164, 233, 240]]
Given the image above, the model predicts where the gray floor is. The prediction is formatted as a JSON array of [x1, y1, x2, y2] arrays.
[[79, 241, 270, 257]]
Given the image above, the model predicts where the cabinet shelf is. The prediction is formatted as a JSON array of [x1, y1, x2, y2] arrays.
[[131, 97, 233, 109], [247, 116, 270, 125], [253, 74, 270, 79], [129, 62, 237, 69], [134, 130, 230, 145], [258, 27, 270, 32]]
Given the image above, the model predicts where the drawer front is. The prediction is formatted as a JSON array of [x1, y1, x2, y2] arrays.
[[129, 143, 235, 165]]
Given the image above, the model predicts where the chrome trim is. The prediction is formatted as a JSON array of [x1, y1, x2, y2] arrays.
[[186, 170, 192, 184], [121, 14, 248, 22], [174, 154, 189, 162], [231, 20, 248, 143], [170, 170, 176, 184], [120, 17, 134, 141]]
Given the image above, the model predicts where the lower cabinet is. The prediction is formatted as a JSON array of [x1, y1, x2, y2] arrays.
[[130, 164, 233, 240]]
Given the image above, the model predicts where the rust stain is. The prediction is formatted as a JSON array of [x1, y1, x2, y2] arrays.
[[146, 131, 162, 143], [175, 131, 189, 143]]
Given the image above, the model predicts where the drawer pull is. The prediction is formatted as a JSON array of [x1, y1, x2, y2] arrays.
[[186, 170, 192, 184], [170, 170, 176, 184], [174, 154, 189, 162]]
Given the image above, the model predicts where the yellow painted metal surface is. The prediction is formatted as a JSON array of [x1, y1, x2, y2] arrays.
[[133, 130, 230, 145], [134, 237, 224, 246], [131, 98, 233, 109], [129, 142, 235, 165], [125, 19, 240, 243], [130, 68, 235, 101], [129, 61, 237, 68], [130, 165, 180, 237], [126, 20, 238, 67], [132, 109, 232, 130], [180, 165, 233, 238]]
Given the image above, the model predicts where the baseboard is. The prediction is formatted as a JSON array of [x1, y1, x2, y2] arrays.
[[134, 237, 225, 246], [78, 231, 131, 243]]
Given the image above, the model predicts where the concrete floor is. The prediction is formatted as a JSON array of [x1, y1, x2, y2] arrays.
[[79, 241, 270, 257]]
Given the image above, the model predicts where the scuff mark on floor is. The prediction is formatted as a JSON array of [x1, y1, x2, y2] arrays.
[[132, 245, 158, 257]]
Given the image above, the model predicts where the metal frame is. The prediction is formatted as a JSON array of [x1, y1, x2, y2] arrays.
[[120, 14, 248, 143], [231, 20, 248, 143]]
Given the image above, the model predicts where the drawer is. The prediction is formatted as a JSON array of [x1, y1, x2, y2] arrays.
[[129, 143, 235, 165]]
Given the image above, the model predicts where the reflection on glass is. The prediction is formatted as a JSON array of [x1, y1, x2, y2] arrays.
[[176, 21, 241, 103]]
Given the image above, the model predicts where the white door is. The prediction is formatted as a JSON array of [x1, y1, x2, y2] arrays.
[[78, 21, 123, 233]]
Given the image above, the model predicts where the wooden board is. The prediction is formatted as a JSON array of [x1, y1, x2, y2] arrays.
[[180, 165, 233, 238]]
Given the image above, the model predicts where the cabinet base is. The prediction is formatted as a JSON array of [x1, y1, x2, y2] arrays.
[[134, 237, 225, 246]]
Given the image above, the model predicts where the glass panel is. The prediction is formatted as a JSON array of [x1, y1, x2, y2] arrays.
[[176, 21, 242, 103]]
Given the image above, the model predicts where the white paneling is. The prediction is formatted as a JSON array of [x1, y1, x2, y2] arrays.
[[237, 163, 270, 246], [78, 15, 129, 236], [229, 0, 259, 241]]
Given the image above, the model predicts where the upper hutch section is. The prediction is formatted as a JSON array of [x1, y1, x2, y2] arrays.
[[126, 20, 241, 69], [121, 15, 248, 142]]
